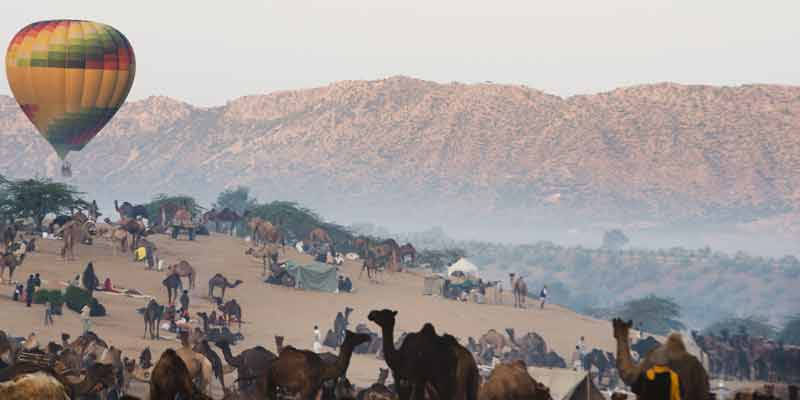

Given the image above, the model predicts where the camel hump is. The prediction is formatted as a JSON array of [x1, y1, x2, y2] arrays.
[[420, 323, 437, 336], [666, 332, 687, 353]]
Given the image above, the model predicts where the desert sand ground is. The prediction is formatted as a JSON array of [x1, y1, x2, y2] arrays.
[[0, 232, 622, 397]]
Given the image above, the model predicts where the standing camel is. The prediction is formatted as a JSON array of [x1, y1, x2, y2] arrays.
[[143, 299, 164, 340], [168, 260, 196, 289], [359, 256, 382, 282], [111, 228, 129, 255], [1, 242, 26, 284], [56, 220, 87, 261], [162, 274, 182, 305], [207, 273, 243, 302], [509, 273, 527, 308], [218, 299, 243, 331]]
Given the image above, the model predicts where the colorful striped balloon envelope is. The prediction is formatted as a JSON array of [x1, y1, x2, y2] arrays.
[[5, 19, 135, 166]]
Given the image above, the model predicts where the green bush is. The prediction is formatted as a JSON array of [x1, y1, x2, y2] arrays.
[[64, 285, 91, 313], [64, 285, 106, 316], [33, 289, 64, 306]]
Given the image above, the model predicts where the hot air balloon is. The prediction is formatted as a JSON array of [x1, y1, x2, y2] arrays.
[[5, 20, 135, 177]]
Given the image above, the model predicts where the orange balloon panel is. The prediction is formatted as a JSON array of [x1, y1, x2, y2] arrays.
[[5, 20, 135, 159]]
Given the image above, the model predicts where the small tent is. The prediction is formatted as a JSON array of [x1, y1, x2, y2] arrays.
[[284, 261, 339, 293], [562, 372, 606, 400], [528, 367, 604, 400], [447, 258, 480, 278]]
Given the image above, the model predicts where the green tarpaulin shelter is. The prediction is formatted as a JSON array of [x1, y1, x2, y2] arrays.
[[285, 260, 339, 293]]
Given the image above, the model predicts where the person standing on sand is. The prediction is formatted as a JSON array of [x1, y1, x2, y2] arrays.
[[81, 304, 92, 334], [179, 290, 190, 312], [44, 300, 54, 326], [313, 325, 322, 353], [539, 285, 548, 309], [25, 274, 35, 307]]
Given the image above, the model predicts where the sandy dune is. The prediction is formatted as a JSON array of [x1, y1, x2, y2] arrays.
[[0, 232, 620, 397]]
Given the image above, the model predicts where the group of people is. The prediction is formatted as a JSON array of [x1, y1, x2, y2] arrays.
[[12, 272, 42, 307]]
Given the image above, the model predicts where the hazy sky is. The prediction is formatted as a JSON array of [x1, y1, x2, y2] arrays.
[[2, 1, 799, 106]]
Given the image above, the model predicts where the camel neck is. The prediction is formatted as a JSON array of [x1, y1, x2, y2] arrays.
[[322, 341, 355, 380], [615, 331, 640, 385], [379, 323, 400, 369]]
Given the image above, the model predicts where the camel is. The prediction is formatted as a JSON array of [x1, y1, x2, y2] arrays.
[[111, 228, 129, 254], [119, 218, 147, 251], [478, 329, 509, 354], [219, 299, 243, 330], [508, 273, 527, 309], [267, 330, 370, 400], [357, 368, 398, 400], [248, 218, 282, 246], [168, 260, 197, 289], [176, 332, 214, 395], [115, 200, 149, 221], [162, 273, 182, 305], [56, 220, 88, 261], [245, 245, 280, 276], [143, 299, 164, 340], [215, 340, 276, 392], [308, 228, 333, 244], [359, 255, 383, 282], [0, 372, 71, 399], [208, 273, 243, 301], [478, 360, 552, 400], [194, 339, 231, 393], [1, 243, 25, 284], [149, 348, 211, 400], [612, 318, 710, 400], [368, 309, 479, 400]]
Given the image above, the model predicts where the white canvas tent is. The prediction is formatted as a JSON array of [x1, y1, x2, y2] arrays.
[[528, 367, 604, 400], [447, 258, 480, 277]]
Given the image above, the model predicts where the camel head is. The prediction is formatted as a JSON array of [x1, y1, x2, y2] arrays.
[[368, 309, 398, 329], [613, 318, 634, 341], [342, 330, 371, 349]]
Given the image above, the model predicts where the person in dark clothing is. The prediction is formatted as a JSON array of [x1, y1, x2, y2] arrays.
[[25, 274, 35, 307], [179, 290, 190, 312], [33, 273, 42, 288], [343, 277, 352, 292]]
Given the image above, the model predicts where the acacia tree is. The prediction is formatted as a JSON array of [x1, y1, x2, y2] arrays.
[[703, 315, 777, 339], [602, 229, 630, 250], [617, 295, 686, 335], [2, 177, 84, 231], [214, 186, 257, 215], [780, 315, 800, 346]]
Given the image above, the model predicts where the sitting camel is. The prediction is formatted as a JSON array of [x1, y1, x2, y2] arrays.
[[612, 318, 710, 400], [479, 360, 552, 400], [168, 260, 196, 289], [356, 368, 397, 400], [267, 330, 370, 399], [214, 340, 276, 394], [208, 273, 243, 302]]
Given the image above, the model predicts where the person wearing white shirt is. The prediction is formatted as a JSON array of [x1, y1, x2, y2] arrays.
[[313, 325, 322, 353], [81, 304, 92, 334]]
